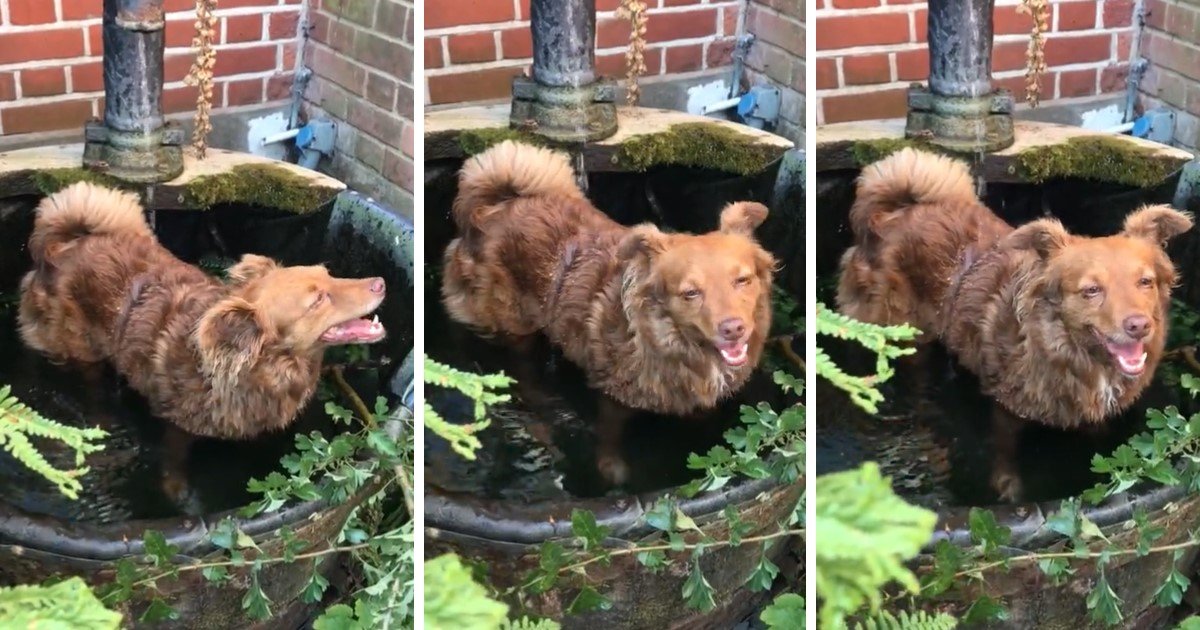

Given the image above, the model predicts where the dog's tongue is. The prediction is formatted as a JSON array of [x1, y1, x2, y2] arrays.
[[718, 342, 749, 367], [1105, 339, 1147, 375], [321, 317, 386, 344]]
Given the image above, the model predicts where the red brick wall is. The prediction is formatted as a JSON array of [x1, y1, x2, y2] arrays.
[[424, 0, 743, 106], [0, 0, 303, 136], [1140, 0, 1200, 147], [745, 0, 804, 142], [814, 0, 1136, 124], [303, 0, 415, 211]]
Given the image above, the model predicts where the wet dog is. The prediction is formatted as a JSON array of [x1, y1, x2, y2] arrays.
[[837, 148, 1193, 500], [442, 141, 775, 481], [19, 182, 387, 506]]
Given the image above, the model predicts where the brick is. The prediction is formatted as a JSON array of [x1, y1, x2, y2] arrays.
[[817, 14, 909, 50], [746, 6, 802, 51], [354, 31, 412, 76], [267, 72, 294, 100], [598, 48, 662, 76], [0, 30, 85, 65], [425, 38, 444, 68], [427, 1, 514, 29], [21, 68, 67, 98], [994, 5, 1032, 35], [395, 83, 413, 119], [311, 46, 366, 93], [822, 88, 907, 124], [665, 44, 704, 73], [225, 15, 264, 44], [2, 99, 93, 135], [1058, 68, 1096, 98], [325, 19, 358, 54], [663, 0, 702, 5], [269, 11, 302, 40], [1116, 32, 1133, 61], [168, 18, 223, 48], [365, 73, 398, 109], [323, 0, 377, 27], [401, 121, 414, 158], [348, 104, 405, 150], [226, 78, 264, 106], [1043, 33, 1112, 66], [62, 0, 103, 20], [1162, 3, 1196, 40], [1101, 64, 1129, 93], [707, 39, 736, 68], [1057, 1, 1097, 31], [376, 1, 408, 39], [914, 8, 928, 42], [993, 41, 1030, 73], [597, 17, 631, 49], [1103, 0, 1135, 27], [1144, 0, 1165, 31], [645, 9, 718, 43], [501, 29, 532, 59], [383, 149, 414, 192], [427, 66, 523, 104], [722, 6, 737, 37], [70, 63, 104, 94], [0, 73, 15, 102], [163, 86, 198, 114], [165, 54, 195, 83], [843, 54, 890, 85], [816, 58, 838, 89], [356, 135, 386, 171], [832, 0, 879, 7], [994, 72, 1054, 103], [215, 44, 280, 76], [213, 0, 276, 7], [447, 32, 496, 64], [895, 48, 930, 81], [9, 0, 56, 25]]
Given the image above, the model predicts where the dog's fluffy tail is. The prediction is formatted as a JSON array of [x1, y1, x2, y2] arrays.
[[453, 140, 583, 230], [29, 182, 150, 264], [850, 147, 976, 236]]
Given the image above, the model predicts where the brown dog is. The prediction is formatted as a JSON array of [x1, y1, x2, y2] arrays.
[[442, 141, 775, 481], [19, 182, 387, 503], [837, 148, 1193, 499]]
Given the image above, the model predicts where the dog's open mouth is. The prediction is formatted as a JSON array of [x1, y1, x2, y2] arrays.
[[321, 314, 387, 344], [717, 341, 749, 367], [1095, 329, 1147, 376]]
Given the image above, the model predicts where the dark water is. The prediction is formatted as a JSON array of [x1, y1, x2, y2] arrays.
[[0, 199, 394, 524], [422, 159, 798, 502]]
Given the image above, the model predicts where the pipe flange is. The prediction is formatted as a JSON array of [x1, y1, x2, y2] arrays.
[[510, 76, 618, 143], [904, 84, 1015, 153], [83, 119, 185, 184]]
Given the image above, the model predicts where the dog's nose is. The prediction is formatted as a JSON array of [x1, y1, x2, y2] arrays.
[[1123, 314, 1152, 339], [718, 318, 745, 340], [369, 278, 386, 294]]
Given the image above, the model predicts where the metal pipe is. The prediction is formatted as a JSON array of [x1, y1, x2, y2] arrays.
[[530, 0, 596, 88], [102, 0, 166, 133], [927, 0, 995, 98], [702, 96, 743, 115]]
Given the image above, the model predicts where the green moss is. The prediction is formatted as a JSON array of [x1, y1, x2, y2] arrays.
[[456, 128, 550, 156], [615, 123, 787, 176], [1014, 136, 1186, 188], [183, 164, 339, 214], [32, 168, 128, 195], [849, 138, 945, 166]]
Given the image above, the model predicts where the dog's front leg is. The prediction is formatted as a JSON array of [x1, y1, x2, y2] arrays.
[[595, 396, 633, 487], [160, 425, 203, 515], [989, 405, 1025, 502]]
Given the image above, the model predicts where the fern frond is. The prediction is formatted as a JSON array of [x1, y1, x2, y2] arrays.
[[815, 304, 920, 414], [854, 609, 958, 630], [0, 385, 107, 499], [0, 577, 121, 628], [423, 358, 513, 461]]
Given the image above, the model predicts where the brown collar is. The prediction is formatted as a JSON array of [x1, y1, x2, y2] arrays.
[[114, 274, 151, 343], [943, 245, 982, 322], [547, 241, 580, 309]]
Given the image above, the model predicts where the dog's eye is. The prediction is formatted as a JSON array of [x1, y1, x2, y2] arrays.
[[1138, 276, 1154, 288], [309, 292, 327, 309], [681, 288, 702, 300], [1082, 285, 1103, 298], [734, 275, 752, 287]]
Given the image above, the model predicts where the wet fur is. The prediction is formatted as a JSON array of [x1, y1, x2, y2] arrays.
[[19, 182, 384, 441], [442, 140, 776, 416], [837, 148, 1193, 428]]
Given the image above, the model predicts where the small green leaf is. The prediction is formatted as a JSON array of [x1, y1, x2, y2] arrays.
[[242, 572, 273, 620], [566, 586, 612, 614], [760, 593, 804, 629], [746, 552, 780, 592], [570, 509, 609, 551], [682, 561, 716, 612], [301, 570, 330, 604], [963, 595, 1009, 624], [968, 508, 1011, 554], [636, 549, 668, 572]]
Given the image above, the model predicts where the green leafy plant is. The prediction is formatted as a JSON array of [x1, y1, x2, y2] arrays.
[[0, 384, 107, 499], [0, 577, 121, 629], [814, 304, 919, 414]]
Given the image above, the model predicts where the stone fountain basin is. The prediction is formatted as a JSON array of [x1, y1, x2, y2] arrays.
[[814, 124, 1199, 628], [0, 146, 414, 628], [424, 106, 801, 628]]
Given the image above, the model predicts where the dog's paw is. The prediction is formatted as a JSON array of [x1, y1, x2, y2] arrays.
[[991, 470, 1023, 503], [161, 475, 205, 516], [597, 453, 630, 486]]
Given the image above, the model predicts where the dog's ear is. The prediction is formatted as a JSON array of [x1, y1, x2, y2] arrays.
[[719, 202, 769, 236], [1122, 205, 1194, 247], [618, 224, 669, 261], [1007, 218, 1071, 260], [194, 297, 270, 388], [227, 254, 279, 284]]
